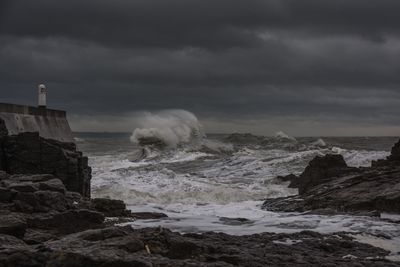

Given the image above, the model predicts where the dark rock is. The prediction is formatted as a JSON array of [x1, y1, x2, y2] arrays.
[[9, 174, 55, 183], [0, 234, 27, 249], [0, 213, 27, 238], [13, 191, 70, 213], [264, 167, 400, 213], [44, 227, 149, 267], [23, 228, 56, 244], [219, 217, 253, 226], [27, 209, 105, 235], [0, 187, 16, 202], [131, 212, 168, 220], [7, 182, 38, 193], [264, 139, 400, 214], [0, 226, 399, 266], [1, 132, 91, 198], [276, 174, 300, 188], [388, 139, 400, 161], [38, 179, 66, 194], [91, 198, 131, 217], [277, 174, 297, 182], [296, 154, 357, 194], [0, 171, 9, 180]]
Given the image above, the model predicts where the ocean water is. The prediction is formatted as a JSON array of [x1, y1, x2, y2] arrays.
[[75, 132, 400, 259]]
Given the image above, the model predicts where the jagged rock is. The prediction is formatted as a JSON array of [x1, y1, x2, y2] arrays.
[[389, 139, 400, 161], [276, 174, 300, 188], [91, 198, 131, 217], [1, 132, 91, 198], [0, 187, 15, 202], [0, 171, 9, 180], [296, 154, 357, 194], [23, 228, 56, 244], [264, 139, 400, 214], [264, 163, 400, 213], [7, 182, 38, 193], [0, 226, 399, 266], [0, 213, 27, 238], [38, 179, 66, 194], [13, 191, 70, 213], [0, 234, 26, 249], [219, 217, 253, 226], [41, 228, 400, 267], [130, 212, 168, 220], [27, 209, 104, 235], [9, 174, 55, 183]]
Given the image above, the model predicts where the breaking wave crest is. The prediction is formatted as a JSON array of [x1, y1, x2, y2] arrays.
[[130, 109, 204, 149]]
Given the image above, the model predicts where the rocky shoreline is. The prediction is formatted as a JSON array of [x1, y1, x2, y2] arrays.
[[263, 139, 400, 215], [0, 132, 400, 266]]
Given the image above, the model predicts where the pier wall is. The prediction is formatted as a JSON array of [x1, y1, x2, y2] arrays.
[[0, 103, 73, 143]]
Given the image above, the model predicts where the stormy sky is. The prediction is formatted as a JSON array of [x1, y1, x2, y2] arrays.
[[0, 0, 400, 136]]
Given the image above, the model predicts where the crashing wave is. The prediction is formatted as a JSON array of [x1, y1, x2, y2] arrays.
[[73, 137, 85, 143], [274, 131, 297, 142], [130, 110, 204, 149], [310, 138, 327, 148]]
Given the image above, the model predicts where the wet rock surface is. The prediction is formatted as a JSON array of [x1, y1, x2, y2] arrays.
[[263, 138, 400, 214], [0, 132, 91, 198], [1, 226, 399, 267]]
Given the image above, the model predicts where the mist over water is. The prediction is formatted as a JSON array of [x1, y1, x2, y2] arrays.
[[75, 111, 400, 259]]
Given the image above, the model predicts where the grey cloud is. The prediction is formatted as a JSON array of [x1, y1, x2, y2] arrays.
[[0, 0, 400, 135]]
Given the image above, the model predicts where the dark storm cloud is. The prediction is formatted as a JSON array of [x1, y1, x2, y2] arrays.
[[0, 0, 399, 135], [2, 0, 400, 48]]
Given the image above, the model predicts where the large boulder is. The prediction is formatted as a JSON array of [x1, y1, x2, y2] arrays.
[[0, 213, 27, 238], [389, 139, 400, 161], [295, 154, 356, 194], [0, 132, 91, 198], [90, 198, 132, 217]]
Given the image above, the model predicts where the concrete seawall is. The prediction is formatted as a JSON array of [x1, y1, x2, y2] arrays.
[[0, 103, 73, 143]]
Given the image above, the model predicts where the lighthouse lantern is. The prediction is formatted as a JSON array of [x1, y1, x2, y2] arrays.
[[38, 84, 47, 108]]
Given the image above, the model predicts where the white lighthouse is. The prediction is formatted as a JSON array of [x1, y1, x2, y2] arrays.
[[38, 84, 47, 108]]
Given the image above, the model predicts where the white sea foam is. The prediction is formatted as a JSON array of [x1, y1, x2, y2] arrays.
[[310, 138, 327, 147], [88, 133, 399, 259], [130, 110, 203, 148], [274, 131, 297, 142], [74, 137, 85, 142], [331, 147, 389, 167]]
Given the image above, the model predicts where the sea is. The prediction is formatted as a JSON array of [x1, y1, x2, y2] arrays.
[[74, 113, 400, 260]]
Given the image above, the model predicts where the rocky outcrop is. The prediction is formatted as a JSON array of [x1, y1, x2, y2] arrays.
[[294, 154, 359, 194], [390, 139, 400, 160], [263, 139, 400, 214], [0, 174, 105, 238], [0, 132, 91, 198], [90, 198, 132, 217], [1, 226, 399, 267]]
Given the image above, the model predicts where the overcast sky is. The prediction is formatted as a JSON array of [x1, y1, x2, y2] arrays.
[[1, 0, 400, 136]]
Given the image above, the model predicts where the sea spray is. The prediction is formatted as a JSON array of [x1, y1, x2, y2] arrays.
[[130, 109, 204, 148]]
